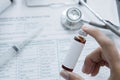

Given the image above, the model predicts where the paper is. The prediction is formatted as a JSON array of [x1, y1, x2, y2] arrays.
[[0, 0, 118, 80]]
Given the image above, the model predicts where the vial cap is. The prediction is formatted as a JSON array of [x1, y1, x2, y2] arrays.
[[78, 29, 87, 37]]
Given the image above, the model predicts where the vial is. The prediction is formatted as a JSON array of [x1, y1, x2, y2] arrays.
[[62, 29, 87, 72]]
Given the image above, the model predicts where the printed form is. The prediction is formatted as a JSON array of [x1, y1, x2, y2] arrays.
[[0, 0, 119, 80]]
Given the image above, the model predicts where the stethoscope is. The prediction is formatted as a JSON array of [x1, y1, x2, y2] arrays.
[[61, 0, 120, 37]]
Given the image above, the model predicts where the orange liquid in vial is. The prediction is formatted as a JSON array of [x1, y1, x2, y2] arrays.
[[74, 36, 86, 44], [62, 65, 73, 72]]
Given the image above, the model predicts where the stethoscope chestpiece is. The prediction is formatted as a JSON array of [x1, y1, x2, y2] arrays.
[[61, 7, 83, 30]]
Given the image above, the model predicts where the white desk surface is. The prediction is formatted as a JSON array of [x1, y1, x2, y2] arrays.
[[0, 0, 119, 80]]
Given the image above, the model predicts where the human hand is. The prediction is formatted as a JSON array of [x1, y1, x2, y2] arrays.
[[60, 26, 120, 80], [82, 26, 120, 80]]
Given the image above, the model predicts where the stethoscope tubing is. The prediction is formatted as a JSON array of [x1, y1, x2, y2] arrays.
[[79, 0, 120, 37]]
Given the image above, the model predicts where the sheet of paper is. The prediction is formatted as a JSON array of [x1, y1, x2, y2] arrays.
[[0, 0, 118, 80]]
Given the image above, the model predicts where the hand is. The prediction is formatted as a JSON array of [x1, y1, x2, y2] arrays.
[[82, 26, 120, 80], [60, 26, 120, 80]]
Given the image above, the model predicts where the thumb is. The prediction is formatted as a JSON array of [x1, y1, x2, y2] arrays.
[[60, 70, 84, 80]]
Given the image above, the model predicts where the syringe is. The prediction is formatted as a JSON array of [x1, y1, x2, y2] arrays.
[[0, 27, 43, 68]]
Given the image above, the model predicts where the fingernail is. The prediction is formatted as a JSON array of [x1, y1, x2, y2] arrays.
[[60, 70, 69, 80], [82, 65, 86, 73], [82, 26, 89, 30]]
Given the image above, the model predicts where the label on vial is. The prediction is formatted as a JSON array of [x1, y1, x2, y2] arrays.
[[63, 40, 84, 69]]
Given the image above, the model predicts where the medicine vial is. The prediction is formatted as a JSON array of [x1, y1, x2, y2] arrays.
[[62, 29, 87, 72]]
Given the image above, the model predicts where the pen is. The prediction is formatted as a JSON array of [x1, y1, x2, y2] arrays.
[[0, 0, 13, 15], [0, 27, 43, 68]]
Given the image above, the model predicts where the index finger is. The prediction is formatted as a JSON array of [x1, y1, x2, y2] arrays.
[[82, 26, 114, 48], [82, 26, 120, 68]]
